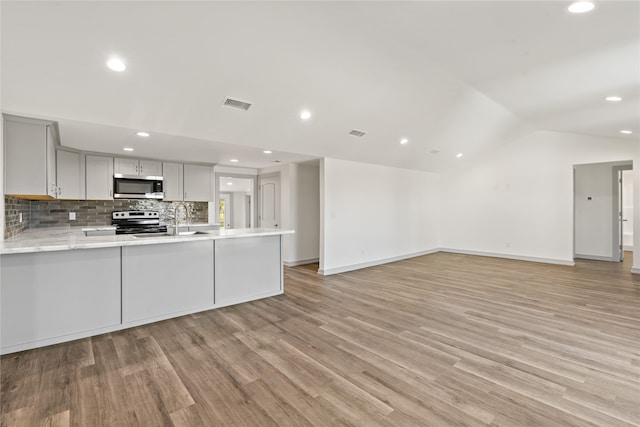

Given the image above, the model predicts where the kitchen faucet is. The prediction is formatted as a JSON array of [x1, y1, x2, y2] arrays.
[[174, 202, 191, 235]]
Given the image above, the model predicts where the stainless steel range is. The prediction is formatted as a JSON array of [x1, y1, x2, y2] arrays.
[[111, 211, 167, 235]]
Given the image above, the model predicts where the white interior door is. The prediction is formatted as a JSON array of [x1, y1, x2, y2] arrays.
[[622, 170, 634, 251], [259, 175, 280, 228], [219, 193, 232, 229], [618, 170, 624, 261]]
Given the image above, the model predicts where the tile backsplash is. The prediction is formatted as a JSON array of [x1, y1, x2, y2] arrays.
[[4, 197, 31, 239], [4, 197, 208, 239]]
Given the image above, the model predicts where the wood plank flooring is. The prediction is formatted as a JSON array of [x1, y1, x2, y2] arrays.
[[2, 252, 639, 426]]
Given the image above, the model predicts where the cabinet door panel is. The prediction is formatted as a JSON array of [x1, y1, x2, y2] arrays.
[[86, 155, 114, 200], [56, 150, 83, 199], [139, 160, 162, 176], [184, 164, 212, 201], [4, 119, 48, 195], [114, 157, 139, 175], [122, 241, 214, 322], [162, 162, 183, 201], [1, 248, 121, 349], [215, 236, 281, 305]]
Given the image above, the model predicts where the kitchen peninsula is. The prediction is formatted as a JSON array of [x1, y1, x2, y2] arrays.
[[0, 227, 293, 355]]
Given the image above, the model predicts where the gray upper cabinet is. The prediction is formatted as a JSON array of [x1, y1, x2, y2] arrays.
[[4, 116, 58, 198], [85, 155, 114, 200], [56, 150, 84, 200], [114, 157, 162, 177], [184, 164, 212, 201], [140, 160, 162, 176], [114, 157, 138, 175], [162, 162, 184, 201]]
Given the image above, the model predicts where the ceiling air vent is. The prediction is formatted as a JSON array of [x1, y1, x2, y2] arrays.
[[348, 129, 366, 138], [222, 97, 252, 111]]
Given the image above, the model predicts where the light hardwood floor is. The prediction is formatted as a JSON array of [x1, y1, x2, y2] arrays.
[[1, 252, 639, 426]]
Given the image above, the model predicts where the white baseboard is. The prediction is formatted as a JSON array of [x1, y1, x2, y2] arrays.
[[318, 248, 440, 275], [632, 266, 640, 274], [574, 254, 618, 262], [623, 245, 633, 251], [439, 248, 576, 266], [284, 257, 319, 267]]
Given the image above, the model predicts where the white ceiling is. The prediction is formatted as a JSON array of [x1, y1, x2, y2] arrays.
[[2, 1, 638, 172]]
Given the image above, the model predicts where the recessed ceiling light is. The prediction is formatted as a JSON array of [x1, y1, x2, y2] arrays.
[[107, 57, 126, 72], [263, 150, 273, 154], [300, 110, 311, 120], [136, 131, 150, 137], [123, 147, 134, 152], [227, 182, 233, 186], [348, 129, 367, 138], [230, 159, 239, 163], [620, 130, 633, 134], [456, 153, 464, 158], [400, 138, 409, 145], [605, 96, 622, 102], [568, 1, 595, 13]]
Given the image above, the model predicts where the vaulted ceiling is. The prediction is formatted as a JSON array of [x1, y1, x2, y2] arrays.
[[2, 1, 638, 171]]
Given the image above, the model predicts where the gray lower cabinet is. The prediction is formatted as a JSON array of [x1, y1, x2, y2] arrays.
[[122, 240, 215, 323], [0, 248, 121, 349], [215, 235, 282, 305], [0, 234, 285, 354]]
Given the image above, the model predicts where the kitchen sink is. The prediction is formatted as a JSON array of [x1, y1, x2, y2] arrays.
[[133, 233, 170, 238], [133, 231, 199, 238]]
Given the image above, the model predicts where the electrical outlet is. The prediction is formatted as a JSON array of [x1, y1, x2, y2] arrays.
[[69, 212, 76, 221]]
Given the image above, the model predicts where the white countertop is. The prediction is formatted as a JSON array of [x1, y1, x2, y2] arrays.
[[0, 227, 294, 254]]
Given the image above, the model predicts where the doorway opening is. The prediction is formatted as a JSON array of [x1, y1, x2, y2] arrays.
[[215, 175, 256, 229], [574, 160, 633, 262]]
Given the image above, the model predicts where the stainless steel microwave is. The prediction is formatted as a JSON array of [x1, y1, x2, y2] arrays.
[[113, 174, 164, 199]]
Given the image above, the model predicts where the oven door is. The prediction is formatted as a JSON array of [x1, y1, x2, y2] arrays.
[[113, 175, 164, 199]]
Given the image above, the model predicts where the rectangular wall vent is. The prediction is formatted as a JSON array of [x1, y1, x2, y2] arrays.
[[222, 97, 252, 111], [348, 129, 366, 137]]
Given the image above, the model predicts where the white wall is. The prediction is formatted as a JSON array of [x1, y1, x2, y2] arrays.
[[320, 157, 440, 275], [441, 130, 637, 266], [574, 162, 627, 259]]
